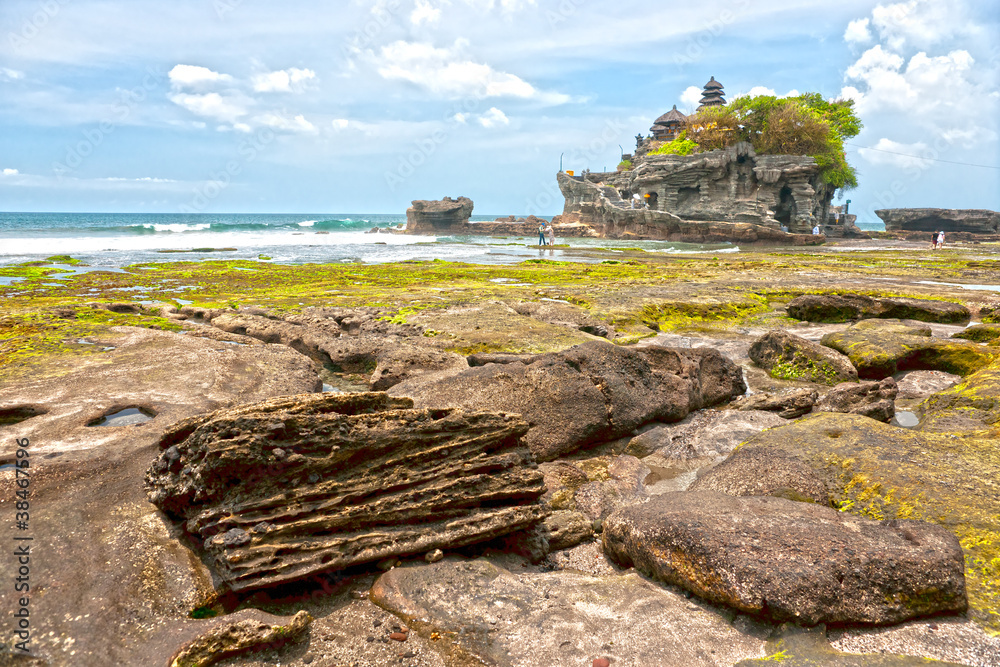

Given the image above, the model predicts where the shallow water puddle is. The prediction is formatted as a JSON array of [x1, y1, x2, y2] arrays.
[[891, 411, 920, 428], [87, 407, 155, 427]]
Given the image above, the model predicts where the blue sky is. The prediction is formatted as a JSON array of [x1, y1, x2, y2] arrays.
[[1, 0, 997, 221]]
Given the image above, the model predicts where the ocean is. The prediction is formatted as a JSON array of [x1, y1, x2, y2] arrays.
[[0, 212, 745, 267]]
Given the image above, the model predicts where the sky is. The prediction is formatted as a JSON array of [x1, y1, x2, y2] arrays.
[[0, 0, 998, 221]]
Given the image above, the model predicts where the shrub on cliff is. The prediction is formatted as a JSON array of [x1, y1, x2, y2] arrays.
[[683, 93, 862, 190], [649, 131, 699, 156]]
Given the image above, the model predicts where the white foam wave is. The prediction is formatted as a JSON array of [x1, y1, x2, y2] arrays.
[[652, 246, 741, 254], [297, 220, 317, 227], [141, 223, 212, 233]]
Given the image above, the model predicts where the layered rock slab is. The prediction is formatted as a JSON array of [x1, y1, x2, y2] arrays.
[[821, 319, 995, 379], [815, 377, 898, 422], [390, 340, 746, 461], [603, 492, 966, 625], [918, 358, 1000, 433], [145, 392, 548, 593], [737, 412, 1000, 631], [370, 559, 767, 667], [749, 330, 858, 385], [787, 294, 970, 324]]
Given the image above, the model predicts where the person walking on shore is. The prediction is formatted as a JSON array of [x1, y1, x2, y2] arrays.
[[538, 223, 547, 246], [547, 224, 555, 246], [936, 230, 945, 249], [931, 231, 939, 250]]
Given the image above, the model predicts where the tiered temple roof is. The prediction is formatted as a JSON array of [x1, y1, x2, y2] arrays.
[[697, 76, 726, 110], [650, 105, 687, 140]]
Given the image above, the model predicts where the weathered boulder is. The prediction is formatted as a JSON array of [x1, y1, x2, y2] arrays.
[[919, 359, 1000, 433], [512, 300, 614, 339], [736, 412, 1000, 630], [537, 461, 590, 510], [732, 388, 818, 418], [821, 319, 995, 379], [876, 208, 1000, 234], [893, 369, 961, 400], [954, 324, 1000, 344], [787, 294, 970, 324], [602, 491, 967, 625], [749, 330, 858, 385], [145, 392, 548, 593], [815, 377, 897, 422], [369, 559, 768, 666], [390, 341, 746, 461], [689, 446, 829, 504], [404, 196, 475, 234], [543, 510, 595, 550], [168, 610, 312, 667]]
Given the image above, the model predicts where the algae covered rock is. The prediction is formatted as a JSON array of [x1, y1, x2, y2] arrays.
[[145, 392, 548, 593], [787, 294, 970, 324], [749, 330, 858, 385], [736, 412, 1000, 631], [954, 324, 1000, 343], [919, 359, 1000, 433], [821, 319, 996, 379], [603, 491, 966, 626]]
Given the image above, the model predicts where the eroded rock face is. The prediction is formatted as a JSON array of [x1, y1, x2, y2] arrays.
[[787, 295, 970, 324], [369, 559, 768, 667], [815, 377, 897, 422], [405, 196, 475, 234], [821, 320, 994, 379], [603, 491, 967, 625], [732, 388, 818, 418], [145, 392, 548, 593], [876, 208, 1000, 235], [390, 341, 746, 461], [749, 330, 858, 385], [168, 610, 312, 667]]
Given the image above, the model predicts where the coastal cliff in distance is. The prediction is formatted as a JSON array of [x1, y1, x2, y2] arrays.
[[876, 208, 1000, 235]]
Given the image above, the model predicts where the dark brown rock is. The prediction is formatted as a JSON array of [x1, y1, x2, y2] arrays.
[[544, 510, 595, 551], [689, 446, 829, 504], [732, 388, 818, 418], [876, 208, 1000, 235], [404, 196, 475, 234], [168, 610, 312, 667], [749, 330, 858, 385], [145, 392, 548, 593], [390, 341, 746, 461], [602, 491, 967, 625], [815, 377, 897, 422], [787, 294, 970, 324]]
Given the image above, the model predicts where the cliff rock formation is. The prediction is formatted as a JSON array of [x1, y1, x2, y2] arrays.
[[404, 196, 474, 234], [876, 208, 1000, 234]]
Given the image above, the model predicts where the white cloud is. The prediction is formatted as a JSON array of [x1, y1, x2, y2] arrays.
[[374, 39, 569, 103], [871, 0, 967, 51], [1, 68, 24, 81], [679, 86, 702, 113], [857, 138, 933, 169], [732, 87, 802, 100], [460, 0, 536, 11], [844, 18, 872, 44], [411, 0, 441, 25], [331, 118, 350, 130], [168, 64, 234, 90], [478, 107, 509, 128], [252, 68, 317, 93], [255, 113, 317, 133], [168, 92, 249, 123], [452, 112, 468, 124], [2, 168, 20, 176]]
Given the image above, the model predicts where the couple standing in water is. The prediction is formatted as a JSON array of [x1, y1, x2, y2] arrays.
[[538, 222, 555, 246]]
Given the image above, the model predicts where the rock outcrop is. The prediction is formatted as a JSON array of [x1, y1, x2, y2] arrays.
[[404, 196, 474, 234], [749, 330, 858, 385], [145, 392, 548, 593], [735, 412, 1000, 630], [815, 377, 898, 422], [732, 388, 819, 418], [787, 294, 971, 324], [689, 446, 829, 504], [876, 208, 1000, 235], [602, 491, 967, 625], [389, 341, 746, 461], [168, 610, 312, 667], [821, 319, 995, 379], [919, 358, 1000, 433]]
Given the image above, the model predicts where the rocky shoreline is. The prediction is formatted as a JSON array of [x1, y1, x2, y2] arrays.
[[1, 242, 1000, 666]]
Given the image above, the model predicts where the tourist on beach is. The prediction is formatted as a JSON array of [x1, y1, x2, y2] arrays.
[[812, 224, 820, 235], [931, 231, 939, 250], [538, 223, 547, 246], [937, 231, 945, 249], [547, 225, 555, 246]]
